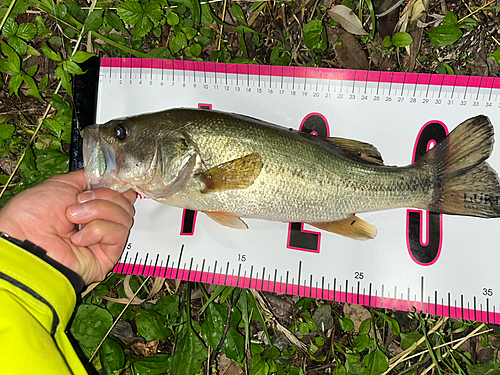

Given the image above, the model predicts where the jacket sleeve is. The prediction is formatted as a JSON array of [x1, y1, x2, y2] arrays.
[[0, 237, 88, 375]]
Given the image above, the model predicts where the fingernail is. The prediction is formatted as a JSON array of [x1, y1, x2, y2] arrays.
[[68, 204, 86, 218], [71, 230, 82, 244], [78, 191, 95, 203]]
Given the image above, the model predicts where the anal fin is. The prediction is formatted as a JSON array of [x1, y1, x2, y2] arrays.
[[205, 211, 249, 229], [310, 215, 377, 241]]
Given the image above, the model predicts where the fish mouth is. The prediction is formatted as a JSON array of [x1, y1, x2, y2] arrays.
[[83, 125, 130, 192]]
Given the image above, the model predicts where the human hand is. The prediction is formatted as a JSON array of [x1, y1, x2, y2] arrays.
[[0, 169, 136, 285]]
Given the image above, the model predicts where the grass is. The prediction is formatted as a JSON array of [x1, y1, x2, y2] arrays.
[[1, 0, 500, 373]]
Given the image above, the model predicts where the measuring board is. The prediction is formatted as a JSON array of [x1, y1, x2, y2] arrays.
[[76, 57, 500, 324]]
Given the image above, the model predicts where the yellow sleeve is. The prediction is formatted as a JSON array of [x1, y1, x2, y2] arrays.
[[0, 237, 87, 375]]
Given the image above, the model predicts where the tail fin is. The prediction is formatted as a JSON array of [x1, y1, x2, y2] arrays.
[[423, 115, 500, 218]]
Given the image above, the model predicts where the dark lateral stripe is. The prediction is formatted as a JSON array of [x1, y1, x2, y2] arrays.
[[0, 270, 60, 337]]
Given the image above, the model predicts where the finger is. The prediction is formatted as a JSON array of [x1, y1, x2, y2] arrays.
[[44, 169, 89, 193], [66, 199, 134, 228], [70, 219, 131, 250], [122, 189, 137, 205], [77, 188, 136, 217]]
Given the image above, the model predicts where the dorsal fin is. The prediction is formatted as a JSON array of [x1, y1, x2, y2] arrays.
[[327, 137, 384, 166]]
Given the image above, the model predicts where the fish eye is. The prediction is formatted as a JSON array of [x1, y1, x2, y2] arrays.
[[113, 122, 129, 141]]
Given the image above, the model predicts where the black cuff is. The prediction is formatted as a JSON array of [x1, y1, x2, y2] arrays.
[[1, 233, 84, 294]]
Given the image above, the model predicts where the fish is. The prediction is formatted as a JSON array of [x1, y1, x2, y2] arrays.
[[83, 108, 500, 240]]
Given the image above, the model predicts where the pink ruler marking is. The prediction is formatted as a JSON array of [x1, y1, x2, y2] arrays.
[[113, 262, 500, 324], [99, 58, 500, 97]]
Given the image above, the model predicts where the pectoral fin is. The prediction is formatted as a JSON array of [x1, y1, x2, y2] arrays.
[[310, 215, 377, 240], [205, 212, 248, 229], [327, 137, 384, 166], [198, 152, 264, 193]]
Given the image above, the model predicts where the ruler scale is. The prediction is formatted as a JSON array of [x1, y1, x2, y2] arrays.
[[88, 58, 500, 324]]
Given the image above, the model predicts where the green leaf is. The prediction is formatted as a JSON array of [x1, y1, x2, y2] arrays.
[[70, 304, 114, 347], [466, 361, 500, 375], [83, 9, 104, 33], [117, 1, 163, 38], [358, 319, 371, 335], [147, 47, 172, 59], [183, 26, 197, 40], [50, 93, 71, 110], [132, 354, 170, 375], [150, 295, 179, 317], [65, 0, 86, 19], [234, 25, 255, 34], [457, 17, 477, 30], [27, 45, 40, 56], [332, 364, 346, 375], [166, 9, 179, 26], [361, 347, 389, 374], [489, 47, 500, 65], [1, 41, 21, 73], [201, 302, 245, 363], [43, 118, 63, 138], [22, 72, 42, 100], [41, 42, 62, 61], [105, 10, 127, 33], [352, 334, 370, 352], [375, 311, 400, 335], [35, 16, 52, 38], [338, 316, 354, 332], [55, 64, 72, 96], [8, 73, 23, 96], [35, 149, 69, 175], [169, 31, 187, 54], [400, 331, 424, 351], [442, 11, 458, 26], [62, 60, 83, 74], [100, 338, 125, 375], [136, 309, 171, 341], [392, 32, 413, 47], [303, 19, 327, 53], [54, 3, 68, 19], [0, 124, 15, 147], [69, 51, 95, 63], [168, 325, 206, 375], [382, 35, 392, 47], [185, 43, 201, 57], [8, 37, 28, 56], [231, 2, 247, 25], [426, 25, 462, 47], [2, 18, 18, 38]]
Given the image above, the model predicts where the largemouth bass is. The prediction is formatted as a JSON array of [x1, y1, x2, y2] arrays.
[[83, 108, 500, 240]]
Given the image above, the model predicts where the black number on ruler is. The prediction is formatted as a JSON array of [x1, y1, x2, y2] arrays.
[[287, 114, 329, 252], [407, 122, 447, 265], [354, 272, 364, 279], [483, 288, 493, 296]]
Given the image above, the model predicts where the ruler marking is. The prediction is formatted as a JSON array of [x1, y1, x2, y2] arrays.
[[174, 245, 184, 279], [142, 253, 149, 276], [461, 295, 464, 320], [368, 283, 372, 307], [363, 75, 368, 95], [310, 275, 313, 297], [352, 71, 356, 94], [131, 253, 139, 274], [162, 254, 170, 278], [345, 280, 348, 303], [237, 263, 242, 287], [357, 282, 360, 305], [474, 296, 477, 321], [476, 76, 483, 101], [292, 67, 295, 91], [435, 291, 438, 316], [487, 299, 490, 323], [321, 276, 325, 300], [153, 254, 159, 277], [463, 75, 471, 100], [200, 259, 205, 282], [340, 69, 345, 93], [388, 73, 393, 96], [285, 271, 289, 294], [118, 252, 128, 273], [437, 76, 444, 98], [297, 261, 302, 296], [261, 267, 266, 291], [421, 276, 424, 313], [274, 269, 278, 292], [249, 265, 253, 289], [304, 67, 307, 91], [488, 80, 494, 101], [187, 257, 193, 281], [333, 278, 336, 302], [212, 260, 217, 284], [448, 293, 451, 318], [400, 73, 406, 96], [224, 262, 230, 285]]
